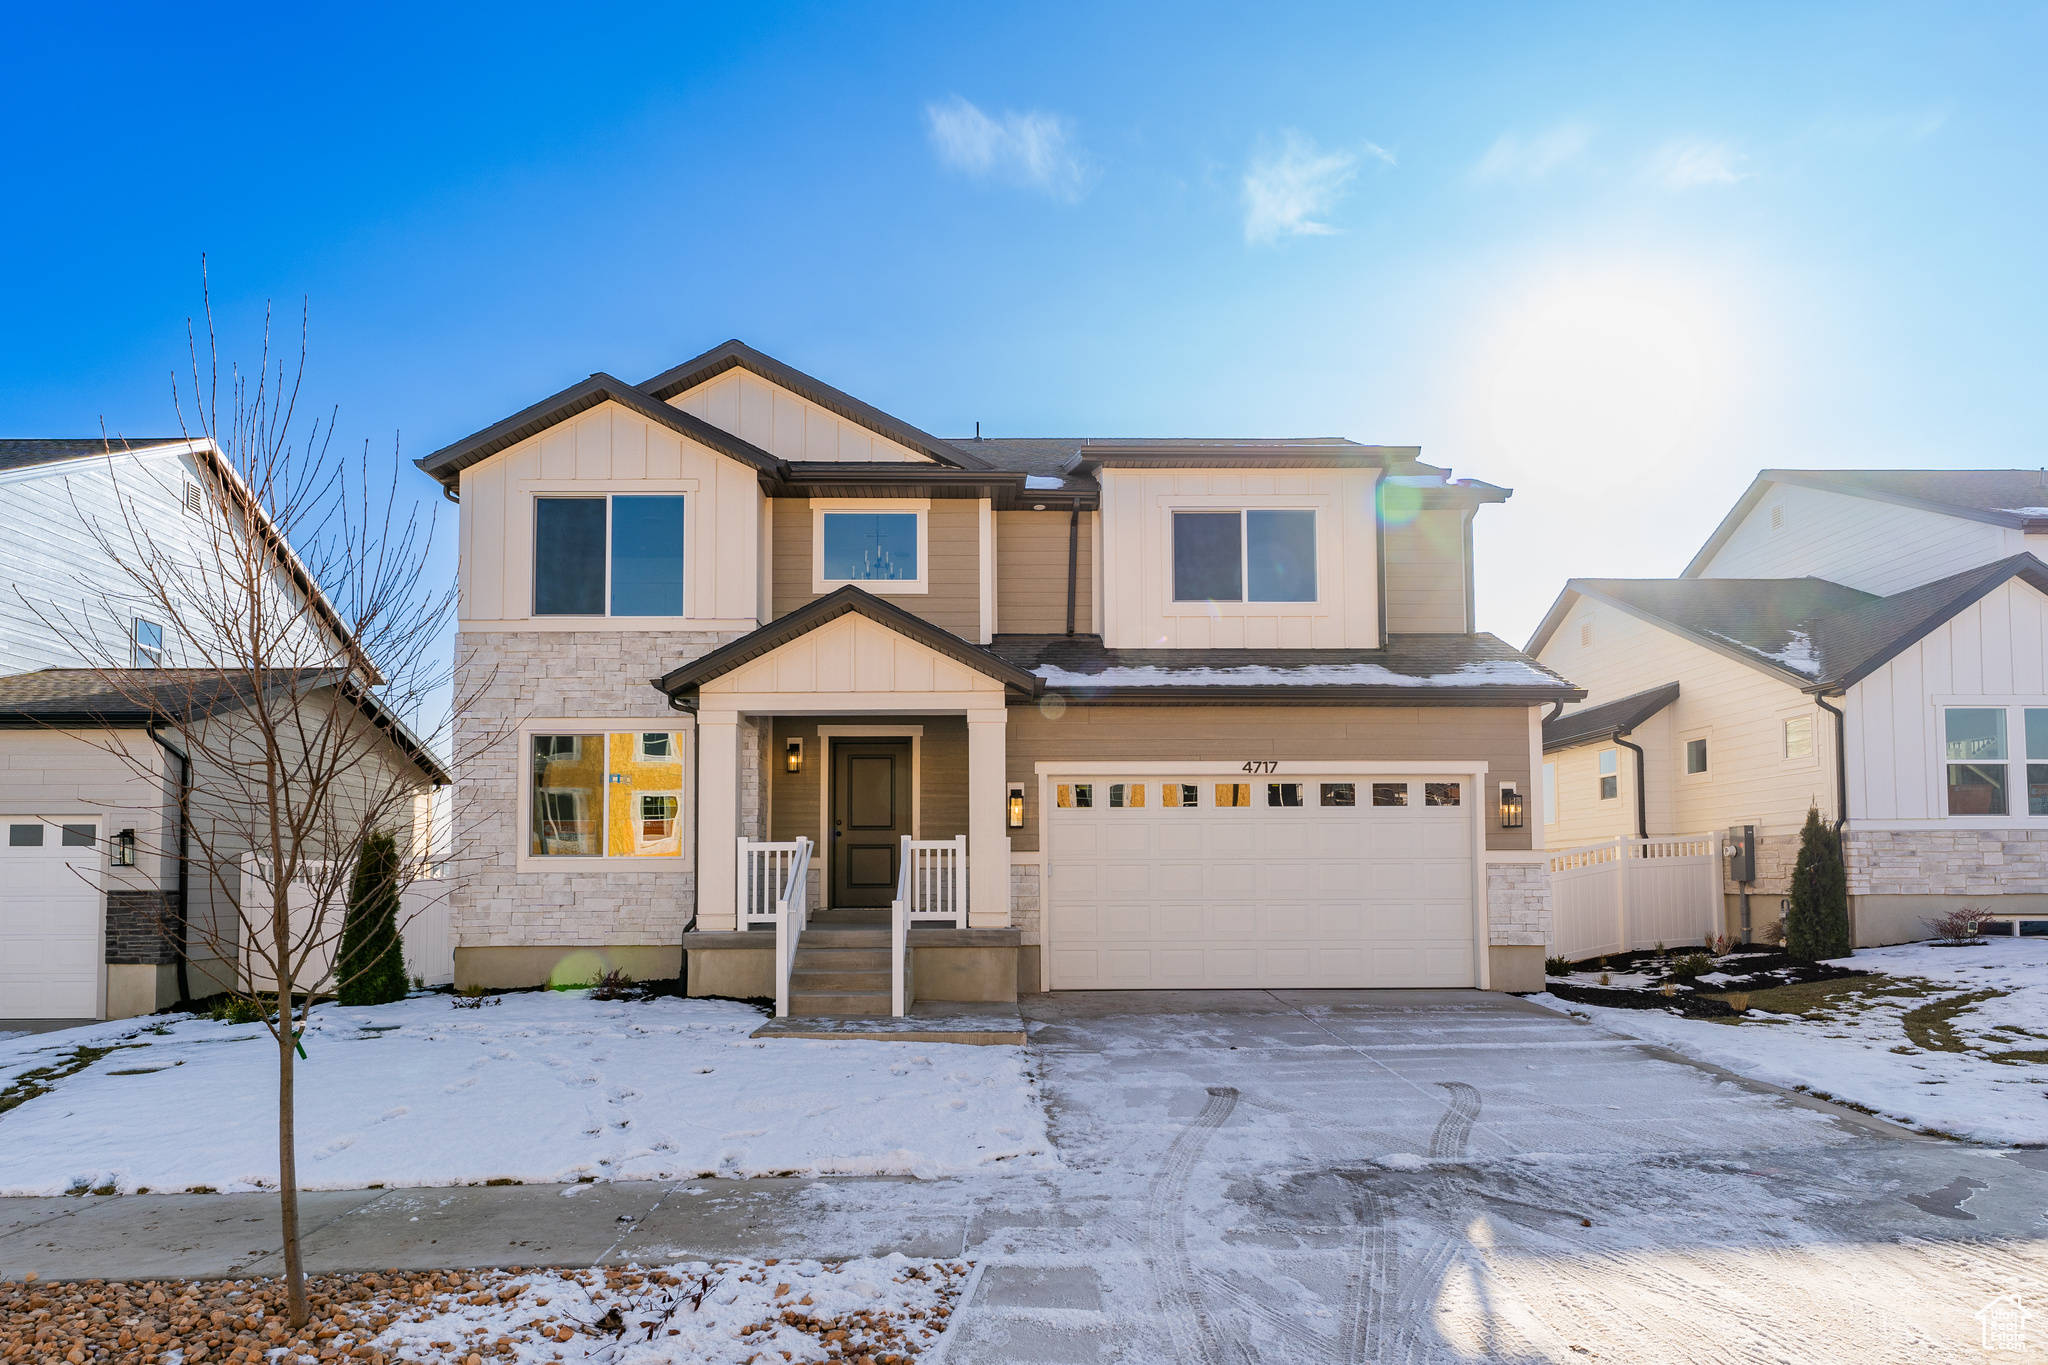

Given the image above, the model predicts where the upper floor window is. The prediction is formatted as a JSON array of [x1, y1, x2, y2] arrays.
[[533, 495, 685, 617], [812, 505, 928, 594], [133, 618, 164, 667], [1171, 510, 1316, 603]]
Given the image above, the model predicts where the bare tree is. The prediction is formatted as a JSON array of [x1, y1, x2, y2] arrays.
[[30, 276, 494, 1325]]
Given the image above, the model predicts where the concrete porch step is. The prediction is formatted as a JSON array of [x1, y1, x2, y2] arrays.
[[792, 946, 891, 970], [799, 928, 892, 948], [787, 989, 893, 1017], [789, 968, 891, 992]]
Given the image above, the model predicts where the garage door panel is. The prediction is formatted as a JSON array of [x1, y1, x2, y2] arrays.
[[0, 826, 102, 1019], [1046, 774, 1475, 990]]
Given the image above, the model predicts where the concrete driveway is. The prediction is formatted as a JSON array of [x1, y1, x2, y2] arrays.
[[7, 989, 2048, 1362]]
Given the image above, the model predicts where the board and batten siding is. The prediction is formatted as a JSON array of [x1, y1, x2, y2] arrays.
[[771, 498, 982, 639], [1383, 511, 1470, 633], [766, 714, 969, 851], [1096, 467, 1381, 649], [667, 369, 930, 464], [457, 400, 762, 628], [995, 511, 1093, 634], [1005, 702, 1533, 853], [1697, 481, 2028, 595], [1537, 596, 1833, 847], [1846, 577, 2048, 824]]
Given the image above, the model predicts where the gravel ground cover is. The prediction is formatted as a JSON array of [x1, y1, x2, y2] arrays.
[[0, 1259, 972, 1365]]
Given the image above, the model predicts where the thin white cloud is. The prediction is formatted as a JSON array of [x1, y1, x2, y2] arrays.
[[1645, 139, 1750, 190], [1471, 123, 1593, 184], [924, 96, 1091, 201], [1242, 132, 1390, 244]]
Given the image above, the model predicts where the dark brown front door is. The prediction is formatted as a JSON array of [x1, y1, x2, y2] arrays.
[[830, 739, 912, 907]]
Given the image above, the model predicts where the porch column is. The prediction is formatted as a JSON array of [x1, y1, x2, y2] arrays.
[[696, 709, 741, 931], [967, 708, 1009, 928]]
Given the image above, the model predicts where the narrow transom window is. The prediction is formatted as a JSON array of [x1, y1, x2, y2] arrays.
[[1172, 510, 1316, 603]]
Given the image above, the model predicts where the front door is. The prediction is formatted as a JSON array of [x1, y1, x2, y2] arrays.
[[830, 739, 913, 907]]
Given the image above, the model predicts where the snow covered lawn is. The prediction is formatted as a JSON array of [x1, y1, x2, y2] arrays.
[[0, 992, 1055, 1196], [1531, 936, 2048, 1144]]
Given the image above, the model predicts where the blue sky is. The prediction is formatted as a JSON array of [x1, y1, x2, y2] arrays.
[[3, 1, 2044, 650]]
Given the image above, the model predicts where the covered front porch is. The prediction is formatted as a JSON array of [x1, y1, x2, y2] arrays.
[[658, 588, 1043, 1016]]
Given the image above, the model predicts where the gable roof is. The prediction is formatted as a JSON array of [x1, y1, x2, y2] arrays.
[[653, 585, 1043, 698], [637, 339, 986, 471], [989, 632, 1582, 705], [1544, 682, 1681, 752], [1531, 555, 2048, 693], [0, 437, 198, 476], [1684, 469, 2048, 578], [0, 668, 449, 784], [415, 373, 787, 491]]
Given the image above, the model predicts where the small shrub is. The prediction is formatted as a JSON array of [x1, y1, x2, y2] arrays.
[[589, 969, 638, 1001], [1658, 982, 1678, 998], [208, 996, 268, 1025], [1760, 918, 1787, 947], [337, 831, 408, 1007], [1926, 906, 1988, 946], [452, 984, 500, 1011], [1786, 806, 1851, 963], [1726, 992, 1751, 1013], [1544, 955, 1573, 977], [1598, 972, 1611, 986], [1667, 953, 1715, 983]]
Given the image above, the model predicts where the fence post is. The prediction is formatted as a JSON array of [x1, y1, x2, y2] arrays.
[[1614, 837, 1628, 955]]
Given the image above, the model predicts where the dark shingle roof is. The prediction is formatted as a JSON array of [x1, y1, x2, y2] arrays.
[[0, 438, 192, 475], [1537, 555, 2048, 692], [989, 633, 1582, 703], [1544, 682, 1681, 751]]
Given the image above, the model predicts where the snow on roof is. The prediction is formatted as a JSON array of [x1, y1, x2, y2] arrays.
[[1032, 659, 1563, 689], [1703, 627, 1822, 676], [1023, 474, 1064, 489]]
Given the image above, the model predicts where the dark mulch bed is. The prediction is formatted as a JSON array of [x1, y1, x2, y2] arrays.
[[1541, 983, 1740, 1019]]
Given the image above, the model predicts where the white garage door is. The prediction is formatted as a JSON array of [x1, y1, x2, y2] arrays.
[[0, 819, 102, 1018], [1046, 775, 1475, 990]]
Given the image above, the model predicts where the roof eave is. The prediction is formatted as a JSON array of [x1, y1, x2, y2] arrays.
[[1023, 683, 1586, 707], [1563, 583, 1825, 690]]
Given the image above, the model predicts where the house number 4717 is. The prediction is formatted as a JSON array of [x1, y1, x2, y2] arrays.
[[1240, 760, 1278, 774]]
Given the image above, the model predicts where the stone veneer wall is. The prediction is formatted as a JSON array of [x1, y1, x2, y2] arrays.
[[1486, 860, 1551, 947], [1009, 862, 1040, 943], [1846, 829, 2048, 897], [453, 629, 749, 951], [105, 890, 180, 965]]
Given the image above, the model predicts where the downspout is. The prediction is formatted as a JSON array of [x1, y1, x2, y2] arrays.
[[1065, 504, 1080, 637], [1615, 730, 1648, 842], [147, 725, 192, 1003], [1814, 692, 1848, 838], [669, 692, 700, 995]]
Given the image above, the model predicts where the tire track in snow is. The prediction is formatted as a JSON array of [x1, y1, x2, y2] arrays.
[[1147, 1085, 1246, 1365], [1336, 1187, 1393, 1363], [1428, 1082, 1481, 1159]]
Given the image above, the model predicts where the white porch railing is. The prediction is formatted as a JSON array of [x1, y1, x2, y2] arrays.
[[1548, 833, 1721, 961], [890, 835, 966, 1017], [891, 837, 914, 1017], [739, 838, 811, 930]]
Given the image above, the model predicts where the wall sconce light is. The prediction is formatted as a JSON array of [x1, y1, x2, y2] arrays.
[[1008, 784, 1026, 829], [1499, 787, 1525, 830], [785, 738, 803, 774], [114, 828, 137, 866]]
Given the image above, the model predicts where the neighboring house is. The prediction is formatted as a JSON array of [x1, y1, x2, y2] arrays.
[[420, 339, 1581, 1007], [0, 438, 447, 1023], [1529, 468, 2048, 947]]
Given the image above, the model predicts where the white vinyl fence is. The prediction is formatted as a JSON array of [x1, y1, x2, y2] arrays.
[[1549, 834, 1722, 961], [239, 855, 453, 994]]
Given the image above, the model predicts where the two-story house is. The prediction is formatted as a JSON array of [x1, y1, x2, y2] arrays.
[[0, 437, 446, 1023], [422, 340, 1581, 1008], [1529, 469, 2048, 948]]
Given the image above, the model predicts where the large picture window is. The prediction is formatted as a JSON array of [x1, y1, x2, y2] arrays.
[[533, 495, 685, 617], [1171, 510, 1316, 603], [530, 731, 685, 857]]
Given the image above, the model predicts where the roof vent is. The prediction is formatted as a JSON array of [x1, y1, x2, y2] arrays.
[[182, 480, 202, 514], [1770, 503, 1785, 532], [1580, 621, 1593, 648]]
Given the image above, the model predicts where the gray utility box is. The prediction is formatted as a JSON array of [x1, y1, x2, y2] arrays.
[[1726, 824, 1756, 883]]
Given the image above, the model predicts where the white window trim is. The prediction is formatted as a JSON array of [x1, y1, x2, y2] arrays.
[[527, 484, 698, 621], [1781, 712, 1818, 763], [1930, 698, 2048, 823], [1679, 729, 1711, 780], [514, 718, 696, 872], [1165, 502, 1325, 607], [1597, 747, 1619, 801], [811, 499, 930, 596]]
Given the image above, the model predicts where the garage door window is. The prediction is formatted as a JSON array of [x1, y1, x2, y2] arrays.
[[1320, 782, 1355, 807], [1372, 783, 1409, 807], [1425, 782, 1462, 806], [1108, 783, 1147, 808], [1056, 783, 1094, 808], [1215, 783, 1252, 807], [9, 824, 42, 846], [60, 825, 94, 846], [1162, 783, 1200, 808], [1266, 783, 1304, 807]]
